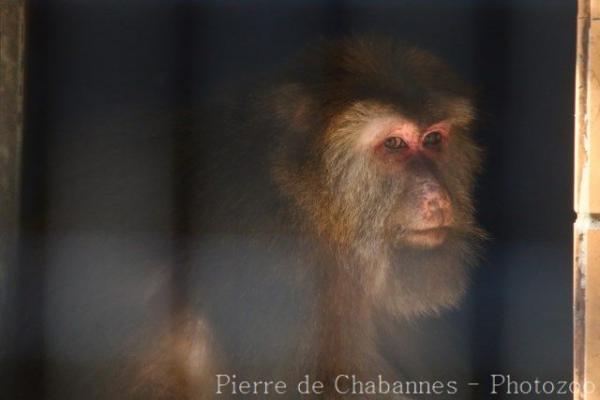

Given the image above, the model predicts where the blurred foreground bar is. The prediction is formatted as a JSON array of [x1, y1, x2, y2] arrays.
[[574, 0, 600, 399], [0, 0, 25, 364]]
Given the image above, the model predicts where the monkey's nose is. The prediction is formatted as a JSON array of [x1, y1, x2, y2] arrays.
[[420, 187, 453, 227]]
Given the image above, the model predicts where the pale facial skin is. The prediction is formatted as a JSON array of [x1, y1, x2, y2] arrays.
[[356, 114, 454, 248]]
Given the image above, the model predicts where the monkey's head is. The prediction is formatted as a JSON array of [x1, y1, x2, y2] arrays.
[[270, 37, 483, 315]]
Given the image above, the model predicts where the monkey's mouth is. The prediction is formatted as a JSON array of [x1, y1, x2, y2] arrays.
[[400, 227, 450, 248]]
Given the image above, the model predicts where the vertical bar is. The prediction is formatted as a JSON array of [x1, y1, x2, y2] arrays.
[[575, 0, 600, 399], [0, 2, 26, 393], [0, 1, 25, 316]]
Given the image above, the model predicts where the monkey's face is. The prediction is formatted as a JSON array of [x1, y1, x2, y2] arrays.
[[322, 101, 481, 252], [269, 40, 482, 314]]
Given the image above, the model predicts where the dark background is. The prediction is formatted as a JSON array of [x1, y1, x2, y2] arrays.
[[4, 0, 575, 398]]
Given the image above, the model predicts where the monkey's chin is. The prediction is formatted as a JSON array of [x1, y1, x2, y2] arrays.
[[400, 227, 449, 248]]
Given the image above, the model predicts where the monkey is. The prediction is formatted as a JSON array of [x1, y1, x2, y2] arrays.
[[116, 36, 484, 400]]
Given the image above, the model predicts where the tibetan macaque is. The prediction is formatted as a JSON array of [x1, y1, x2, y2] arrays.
[[127, 37, 483, 399]]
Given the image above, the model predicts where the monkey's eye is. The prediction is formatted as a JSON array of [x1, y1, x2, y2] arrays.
[[383, 137, 407, 151], [423, 131, 442, 148]]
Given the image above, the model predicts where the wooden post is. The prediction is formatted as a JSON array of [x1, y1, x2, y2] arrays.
[[575, 0, 600, 399], [0, 0, 25, 334]]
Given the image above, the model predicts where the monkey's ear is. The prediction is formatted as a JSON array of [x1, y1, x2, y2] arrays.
[[267, 83, 314, 131], [264, 83, 319, 174]]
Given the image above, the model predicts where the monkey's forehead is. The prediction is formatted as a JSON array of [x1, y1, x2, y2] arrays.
[[328, 99, 474, 133]]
